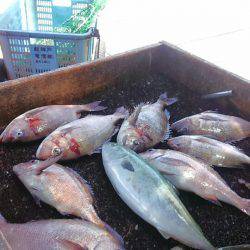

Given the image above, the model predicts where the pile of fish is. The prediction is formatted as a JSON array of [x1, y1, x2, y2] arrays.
[[0, 93, 249, 250]]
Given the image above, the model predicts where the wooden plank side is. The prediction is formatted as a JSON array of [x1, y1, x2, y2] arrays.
[[157, 41, 250, 117], [0, 43, 161, 127]]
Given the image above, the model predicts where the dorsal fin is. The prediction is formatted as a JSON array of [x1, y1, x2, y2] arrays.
[[192, 136, 218, 147], [127, 104, 144, 126], [25, 106, 48, 118]]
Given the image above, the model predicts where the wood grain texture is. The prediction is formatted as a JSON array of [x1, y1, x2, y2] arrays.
[[0, 41, 249, 127], [158, 41, 250, 117], [0, 43, 160, 127]]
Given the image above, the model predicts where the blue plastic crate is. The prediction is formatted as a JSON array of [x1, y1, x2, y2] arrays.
[[0, 0, 99, 79]]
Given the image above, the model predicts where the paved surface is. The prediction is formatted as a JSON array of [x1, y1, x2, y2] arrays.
[[98, 0, 250, 80]]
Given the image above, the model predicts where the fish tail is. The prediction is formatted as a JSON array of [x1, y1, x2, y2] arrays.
[[158, 92, 178, 106], [114, 106, 129, 119], [236, 197, 250, 216], [104, 223, 124, 248], [218, 244, 250, 250], [78, 101, 107, 112]]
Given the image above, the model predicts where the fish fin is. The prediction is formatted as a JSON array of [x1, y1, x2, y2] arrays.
[[158, 157, 194, 170], [31, 193, 42, 207], [218, 244, 250, 250], [64, 167, 94, 198], [25, 106, 48, 118], [158, 92, 178, 106], [58, 239, 86, 250], [104, 223, 124, 247], [193, 136, 222, 148], [157, 229, 171, 239], [0, 213, 7, 224], [33, 155, 62, 175], [114, 106, 129, 119], [166, 180, 180, 196], [92, 147, 102, 154], [76, 101, 107, 113], [238, 198, 250, 216], [127, 104, 144, 126], [165, 109, 170, 120], [199, 112, 227, 122], [202, 110, 218, 113], [203, 194, 222, 206], [60, 126, 81, 135], [162, 122, 170, 142]]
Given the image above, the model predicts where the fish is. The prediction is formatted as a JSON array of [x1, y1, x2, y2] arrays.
[[171, 111, 250, 142], [13, 157, 103, 226], [140, 149, 250, 216], [167, 135, 250, 168], [36, 107, 128, 160], [0, 213, 124, 250], [0, 101, 106, 143], [117, 93, 177, 152], [102, 143, 214, 249]]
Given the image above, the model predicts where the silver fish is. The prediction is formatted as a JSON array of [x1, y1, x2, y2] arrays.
[[0, 214, 124, 250], [168, 135, 250, 168], [0, 101, 106, 143], [140, 149, 250, 216], [13, 157, 103, 226], [171, 111, 250, 142], [102, 143, 214, 249], [117, 93, 177, 152], [36, 107, 128, 160]]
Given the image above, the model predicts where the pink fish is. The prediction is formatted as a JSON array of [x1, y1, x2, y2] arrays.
[[36, 107, 128, 160], [140, 149, 250, 216], [0, 214, 124, 250], [117, 93, 177, 152], [13, 157, 103, 226], [171, 111, 250, 142], [0, 101, 106, 143]]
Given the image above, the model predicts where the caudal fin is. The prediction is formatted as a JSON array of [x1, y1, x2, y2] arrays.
[[80, 101, 107, 112], [158, 92, 178, 106], [114, 106, 129, 119], [104, 223, 125, 249], [218, 244, 250, 250], [237, 198, 250, 216]]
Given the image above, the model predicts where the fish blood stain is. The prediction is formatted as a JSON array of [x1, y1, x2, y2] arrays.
[[121, 160, 135, 172]]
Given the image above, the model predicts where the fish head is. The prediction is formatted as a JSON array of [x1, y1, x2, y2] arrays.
[[13, 159, 41, 176], [171, 118, 191, 134], [121, 133, 146, 152], [167, 137, 184, 150], [0, 121, 30, 143], [36, 134, 67, 160], [140, 149, 165, 160]]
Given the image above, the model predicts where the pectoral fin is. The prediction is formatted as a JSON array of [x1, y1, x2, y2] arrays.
[[58, 239, 86, 250], [157, 229, 171, 240], [202, 194, 222, 206]]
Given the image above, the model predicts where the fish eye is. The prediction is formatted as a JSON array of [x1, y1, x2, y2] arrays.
[[16, 130, 24, 137], [52, 147, 61, 156], [133, 140, 140, 146]]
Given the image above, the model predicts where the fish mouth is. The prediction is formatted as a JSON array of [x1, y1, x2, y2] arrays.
[[0, 132, 15, 143]]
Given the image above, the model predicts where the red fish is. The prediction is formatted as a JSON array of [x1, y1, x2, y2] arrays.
[[0, 101, 106, 143]]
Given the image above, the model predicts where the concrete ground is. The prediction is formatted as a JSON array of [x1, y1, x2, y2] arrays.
[[98, 0, 250, 80]]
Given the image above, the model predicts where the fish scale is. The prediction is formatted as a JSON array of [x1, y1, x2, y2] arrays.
[[102, 143, 215, 249]]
